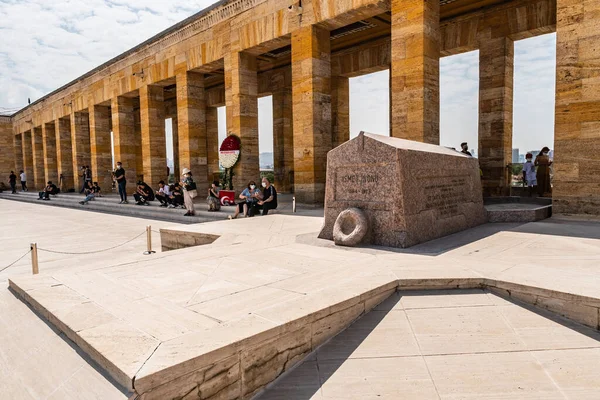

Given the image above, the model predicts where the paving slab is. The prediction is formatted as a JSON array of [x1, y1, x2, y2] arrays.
[[3, 200, 600, 398], [260, 291, 600, 400]]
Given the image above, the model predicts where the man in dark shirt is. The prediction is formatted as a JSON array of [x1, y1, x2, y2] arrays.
[[38, 181, 57, 200], [114, 162, 128, 204], [257, 177, 277, 215], [460, 142, 472, 157], [133, 181, 154, 205], [8, 171, 17, 194], [168, 183, 184, 208]]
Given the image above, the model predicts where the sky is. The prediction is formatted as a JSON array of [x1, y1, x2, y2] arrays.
[[0, 1, 557, 157]]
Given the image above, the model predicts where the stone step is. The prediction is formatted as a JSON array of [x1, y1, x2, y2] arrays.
[[0, 192, 232, 224]]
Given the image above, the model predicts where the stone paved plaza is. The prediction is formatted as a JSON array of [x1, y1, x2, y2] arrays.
[[1, 199, 600, 398], [260, 290, 600, 399]]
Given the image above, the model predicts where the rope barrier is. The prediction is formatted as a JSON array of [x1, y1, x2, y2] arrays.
[[3, 226, 159, 275], [0, 249, 32, 273], [37, 230, 147, 255]]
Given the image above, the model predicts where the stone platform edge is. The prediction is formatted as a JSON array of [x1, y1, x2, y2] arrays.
[[8, 276, 600, 400]]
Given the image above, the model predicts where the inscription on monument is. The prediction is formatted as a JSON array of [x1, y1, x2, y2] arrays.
[[320, 132, 486, 248], [423, 177, 469, 218], [334, 165, 392, 203]]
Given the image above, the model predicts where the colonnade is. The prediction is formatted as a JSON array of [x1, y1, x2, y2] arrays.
[[8, 0, 599, 214]]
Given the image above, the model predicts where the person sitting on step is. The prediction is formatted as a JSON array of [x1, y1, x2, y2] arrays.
[[156, 180, 171, 207], [228, 181, 261, 219], [167, 183, 184, 208], [133, 180, 154, 205], [38, 181, 58, 200], [257, 177, 277, 215], [83, 180, 93, 196], [92, 182, 102, 197], [207, 180, 221, 211], [79, 183, 98, 205]]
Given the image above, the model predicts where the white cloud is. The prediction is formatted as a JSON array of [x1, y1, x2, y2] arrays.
[[0, 2, 557, 158], [0, 0, 219, 109], [350, 69, 390, 138], [513, 33, 556, 154], [438, 33, 556, 155], [440, 50, 479, 153]]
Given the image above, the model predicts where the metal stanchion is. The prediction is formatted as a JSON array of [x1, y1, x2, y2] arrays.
[[31, 243, 39, 275], [292, 196, 296, 213], [143, 225, 155, 255]]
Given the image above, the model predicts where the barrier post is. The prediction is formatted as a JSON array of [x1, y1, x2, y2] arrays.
[[292, 196, 296, 213], [31, 243, 39, 275], [144, 225, 155, 255]]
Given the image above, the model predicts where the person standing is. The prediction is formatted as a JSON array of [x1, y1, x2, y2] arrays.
[[114, 162, 128, 204], [535, 146, 552, 197], [85, 165, 92, 188], [460, 142, 472, 156], [19, 170, 27, 192], [522, 153, 537, 197], [9, 171, 17, 194], [79, 166, 87, 193], [181, 168, 196, 216]]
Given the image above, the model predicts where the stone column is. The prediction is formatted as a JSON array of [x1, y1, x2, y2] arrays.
[[390, 0, 440, 143], [42, 122, 58, 184], [225, 51, 259, 192], [206, 106, 220, 183], [553, 0, 600, 215], [111, 96, 138, 183], [56, 118, 74, 191], [89, 105, 113, 191], [291, 25, 332, 203], [176, 71, 208, 192], [331, 75, 350, 148], [478, 36, 514, 197], [171, 113, 180, 181], [31, 126, 45, 190], [140, 85, 167, 189], [70, 111, 91, 191], [272, 89, 294, 193], [14, 133, 23, 173], [134, 109, 143, 182], [22, 130, 33, 188]]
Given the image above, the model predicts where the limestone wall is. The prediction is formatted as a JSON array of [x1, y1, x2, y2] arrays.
[[0, 116, 14, 177], [553, 0, 600, 215]]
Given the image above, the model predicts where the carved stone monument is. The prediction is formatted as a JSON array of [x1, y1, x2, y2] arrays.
[[319, 132, 487, 248]]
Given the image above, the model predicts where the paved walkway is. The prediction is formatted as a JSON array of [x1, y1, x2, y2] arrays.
[[2, 199, 600, 398], [0, 200, 183, 399], [259, 289, 600, 399]]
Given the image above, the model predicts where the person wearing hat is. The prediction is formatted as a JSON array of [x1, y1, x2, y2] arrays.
[[181, 168, 197, 216], [535, 146, 552, 197], [522, 153, 537, 197]]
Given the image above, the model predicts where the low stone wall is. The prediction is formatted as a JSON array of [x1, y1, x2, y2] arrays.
[[9, 275, 599, 400], [486, 279, 600, 331], [160, 229, 220, 251]]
